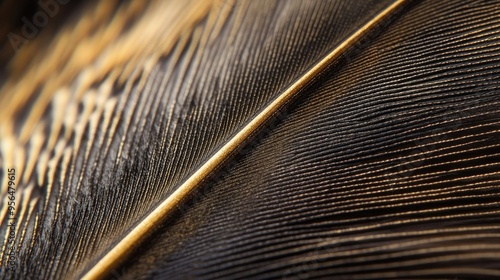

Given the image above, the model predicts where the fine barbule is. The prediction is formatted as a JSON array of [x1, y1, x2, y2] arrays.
[[0, 0, 500, 279]]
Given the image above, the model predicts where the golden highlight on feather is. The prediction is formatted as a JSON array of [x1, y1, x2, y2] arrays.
[[3, 0, 500, 279], [0, 0, 223, 274], [0, 0, 218, 141], [80, 1, 408, 279]]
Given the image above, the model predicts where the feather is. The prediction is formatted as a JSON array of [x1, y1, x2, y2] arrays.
[[1, 0, 500, 279]]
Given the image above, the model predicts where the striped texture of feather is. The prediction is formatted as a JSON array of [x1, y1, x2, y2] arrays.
[[112, 1, 500, 279], [0, 0, 400, 278]]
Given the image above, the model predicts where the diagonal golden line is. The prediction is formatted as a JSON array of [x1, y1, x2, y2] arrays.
[[81, 0, 408, 278]]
